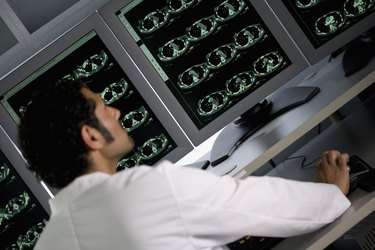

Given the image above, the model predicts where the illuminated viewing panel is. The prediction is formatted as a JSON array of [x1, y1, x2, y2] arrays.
[[1, 32, 176, 169], [0, 14, 193, 170], [267, 0, 375, 64], [116, 0, 291, 129], [281, 0, 375, 48], [99, 0, 308, 145], [0, 130, 49, 250]]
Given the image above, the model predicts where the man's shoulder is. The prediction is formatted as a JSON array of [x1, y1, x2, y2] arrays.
[[108, 161, 176, 185]]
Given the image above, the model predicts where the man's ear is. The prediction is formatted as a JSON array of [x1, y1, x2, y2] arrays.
[[81, 125, 103, 150]]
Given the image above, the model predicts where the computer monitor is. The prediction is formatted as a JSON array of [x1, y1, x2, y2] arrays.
[[0, 13, 193, 171], [0, 125, 50, 249], [98, 0, 310, 163], [266, 0, 375, 64]]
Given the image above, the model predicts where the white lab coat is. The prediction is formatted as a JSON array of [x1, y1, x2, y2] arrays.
[[35, 161, 350, 250]]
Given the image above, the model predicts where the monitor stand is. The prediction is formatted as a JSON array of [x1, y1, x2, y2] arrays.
[[210, 86, 320, 166]]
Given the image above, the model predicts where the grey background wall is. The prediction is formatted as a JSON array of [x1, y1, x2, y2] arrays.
[[0, 0, 110, 79]]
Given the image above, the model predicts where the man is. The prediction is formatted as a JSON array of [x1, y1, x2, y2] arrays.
[[18, 79, 350, 250]]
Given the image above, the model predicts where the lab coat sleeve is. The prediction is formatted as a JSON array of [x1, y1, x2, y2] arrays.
[[162, 163, 351, 248]]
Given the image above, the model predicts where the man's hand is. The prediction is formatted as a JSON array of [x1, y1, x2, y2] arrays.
[[316, 150, 350, 195]]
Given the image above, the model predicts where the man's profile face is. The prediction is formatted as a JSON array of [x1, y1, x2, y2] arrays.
[[81, 87, 135, 160]]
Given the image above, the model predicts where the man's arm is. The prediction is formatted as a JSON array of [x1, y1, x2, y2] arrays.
[[162, 159, 350, 246]]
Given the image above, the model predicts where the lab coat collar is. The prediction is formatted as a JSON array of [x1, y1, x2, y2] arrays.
[[49, 172, 110, 215]]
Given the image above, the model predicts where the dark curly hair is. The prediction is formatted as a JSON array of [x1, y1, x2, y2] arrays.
[[18, 79, 113, 188]]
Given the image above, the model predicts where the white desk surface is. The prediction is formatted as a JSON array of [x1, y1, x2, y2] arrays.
[[269, 93, 375, 250]]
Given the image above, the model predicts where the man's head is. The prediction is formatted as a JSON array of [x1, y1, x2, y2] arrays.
[[18, 79, 134, 189]]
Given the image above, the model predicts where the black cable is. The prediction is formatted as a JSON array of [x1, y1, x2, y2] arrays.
[[301, 157, 321, 170], [282, 155, 320, 170]]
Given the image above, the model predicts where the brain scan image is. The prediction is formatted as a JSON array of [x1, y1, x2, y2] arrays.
[[214, 0, 246, 22], [117, 153, 143, 170], [121, 0, 292, 127], [233, 24, 266, 50], [253, 51, 285, 77], [225, 71, 257, 96], [178, 64, 210, 89], [295, 0, 321, 9], [138, 8, 170, 34], [197, 91, 229, 116], [186, 16, 218, 42], [139, 134, 169, 160], [176, 22, 269, 91], [138, 0, 198, 34], [0, 164, 10, 183], [343, 0, 373, 18], [158, 36, 190, 61], [100, 78, 130, 104], [8, 219, 48, 250], [206, 44, 237, 69], [167, 0, 196, 14], [0, 192, 30, 227], [117, 134, 171, 170], [315, 11, 346, 36], [63, 50, 110, 81], [121, 106, 150, 132], [281, 0, 375, 48]]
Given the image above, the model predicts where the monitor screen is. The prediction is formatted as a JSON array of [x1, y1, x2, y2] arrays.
[[0, 126, 50, 250], [266, 0, 375, 64], [0, 13, 193, 170], [99, 0, 309, 145]]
